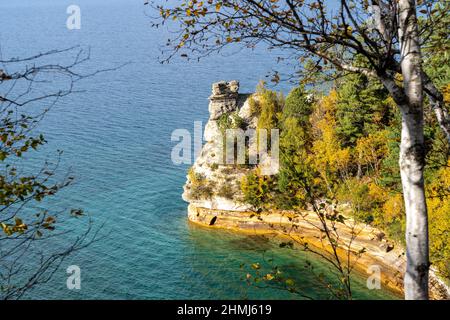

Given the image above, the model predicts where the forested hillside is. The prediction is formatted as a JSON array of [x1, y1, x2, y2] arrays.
[[241, 53, 449, 278]]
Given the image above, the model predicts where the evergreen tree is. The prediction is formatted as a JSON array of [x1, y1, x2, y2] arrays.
[[335, 74, 392, 147]]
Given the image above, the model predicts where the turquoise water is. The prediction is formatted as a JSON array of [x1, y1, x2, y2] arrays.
[[0, 0, 398, 299]]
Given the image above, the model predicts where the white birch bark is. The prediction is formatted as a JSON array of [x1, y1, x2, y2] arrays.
[[397, 0, 429, 300]]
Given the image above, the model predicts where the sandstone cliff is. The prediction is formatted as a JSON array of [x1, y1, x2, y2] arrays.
[[182, 80, 256, 212]]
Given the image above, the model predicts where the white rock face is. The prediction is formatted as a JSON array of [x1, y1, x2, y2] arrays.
[[182, 81, 257, 212], [203, 120, 220, 142], [209, 100, 237, 120]]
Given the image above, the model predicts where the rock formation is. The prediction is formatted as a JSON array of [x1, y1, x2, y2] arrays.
[[182, 80, 254, 211]]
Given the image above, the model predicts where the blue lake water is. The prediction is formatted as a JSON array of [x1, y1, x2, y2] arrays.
[[0, 0, 398, 299]]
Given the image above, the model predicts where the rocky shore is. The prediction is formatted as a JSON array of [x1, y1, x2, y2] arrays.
[[187, 203, 450, 299]]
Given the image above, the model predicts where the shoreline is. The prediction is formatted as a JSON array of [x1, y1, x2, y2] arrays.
[[187, 203, 450, 300]]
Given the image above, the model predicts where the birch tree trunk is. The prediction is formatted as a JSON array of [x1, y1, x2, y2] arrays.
[[398, 0, 429, 300]]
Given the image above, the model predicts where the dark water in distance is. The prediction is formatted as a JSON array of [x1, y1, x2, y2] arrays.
[[0, 0, 398, 299]]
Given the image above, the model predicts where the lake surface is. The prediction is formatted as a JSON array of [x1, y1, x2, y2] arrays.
[[0, 0, 398, 299]]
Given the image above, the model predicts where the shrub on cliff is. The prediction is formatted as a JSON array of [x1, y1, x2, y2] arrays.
[[187, 168, 215, 199], [217, 183, 235, 199], [217, 111, 246, 133]]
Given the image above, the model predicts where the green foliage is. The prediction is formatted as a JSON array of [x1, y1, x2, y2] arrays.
[[276, 85, 315, 208], [0, 109, 63, 237], [421, 1, 450, 90], [338, 181, 374, 223], [217, 113, 232, 133], [282, 86, 312, 127], [385, 220, 405, 245], [378, 115, 402, 191], [231, 111, 246, 130], [217, 111, 246, 133], [241, 170, 271, 208], [0, 111, 46, 161], [335, 73, 393, 147]]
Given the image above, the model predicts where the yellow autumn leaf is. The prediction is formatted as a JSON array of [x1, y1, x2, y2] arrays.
[[265, 274, 274, 280], [251, 263, 260, 270]]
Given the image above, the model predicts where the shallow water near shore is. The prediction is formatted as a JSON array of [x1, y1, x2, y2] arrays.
[[0, 0, 399, 299]]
